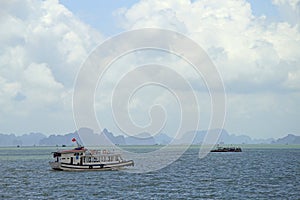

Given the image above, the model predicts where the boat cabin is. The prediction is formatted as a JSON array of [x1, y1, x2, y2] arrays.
[[52, 147, 124, 166]]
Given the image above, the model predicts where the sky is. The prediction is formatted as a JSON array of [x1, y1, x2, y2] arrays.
[[0, 0, 299, 139]]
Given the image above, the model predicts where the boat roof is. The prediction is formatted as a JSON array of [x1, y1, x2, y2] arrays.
[[59, 149, 86, 154], [55, 147, 86, 154], [52, 147, 123, 155]]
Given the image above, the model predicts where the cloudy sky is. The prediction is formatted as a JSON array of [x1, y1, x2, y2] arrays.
[[0, 0, 299, 139]]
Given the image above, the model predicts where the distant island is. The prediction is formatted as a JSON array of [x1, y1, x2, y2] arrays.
[[0, 128, 299, 147]]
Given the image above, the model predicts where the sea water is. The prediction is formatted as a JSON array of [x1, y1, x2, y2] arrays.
[[0, 146, 299, 199]]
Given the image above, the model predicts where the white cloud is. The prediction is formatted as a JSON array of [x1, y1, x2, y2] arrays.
[[272, 0, 300, 24], [0, 0, 103, 134], [1, 0, 299, 138], [284, 68, 300, 89], [273, 0, 300, 9], [22, 63, 64, 104], [113, 0, 300, 138], [0, 76, 20, 112], [117, 0, 300, 93]]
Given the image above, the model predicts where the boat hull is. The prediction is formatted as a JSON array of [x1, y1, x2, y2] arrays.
[[49, 160, 134, 171], [210, 147, 242, 152]]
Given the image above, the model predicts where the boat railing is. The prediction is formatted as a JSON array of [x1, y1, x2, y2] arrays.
[[87, 149, 122, 156]]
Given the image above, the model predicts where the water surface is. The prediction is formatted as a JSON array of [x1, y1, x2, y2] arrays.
[[0, 146, 299, 199]]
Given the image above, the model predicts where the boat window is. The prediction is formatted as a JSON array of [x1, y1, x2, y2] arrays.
[[53, 152, 61, 158]]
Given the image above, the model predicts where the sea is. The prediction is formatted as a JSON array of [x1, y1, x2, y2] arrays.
[[0, 145, 299, 199]]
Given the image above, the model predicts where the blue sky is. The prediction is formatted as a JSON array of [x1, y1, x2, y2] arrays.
[[0, 0, 299, 139], [248, 0, 279, 18], [59, 0, 281, 35], [59, 0, 140, 35]]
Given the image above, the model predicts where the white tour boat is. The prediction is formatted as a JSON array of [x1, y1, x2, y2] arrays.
[[49, 139, 134, 171]]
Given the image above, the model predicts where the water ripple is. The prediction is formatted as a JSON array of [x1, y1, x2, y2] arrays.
[[0, 147, 299, 199]]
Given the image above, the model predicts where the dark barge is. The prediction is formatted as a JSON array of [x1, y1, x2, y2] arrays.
[[210, 146, 242, 152]]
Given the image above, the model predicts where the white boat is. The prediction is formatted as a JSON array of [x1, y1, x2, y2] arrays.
[[49, 143, 134, 171]]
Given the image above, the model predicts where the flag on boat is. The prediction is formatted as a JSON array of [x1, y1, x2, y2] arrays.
[[72, 138, 76, 142]]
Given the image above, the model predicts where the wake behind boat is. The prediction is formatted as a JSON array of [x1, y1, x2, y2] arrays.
[[49, 138, 134, 171]]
